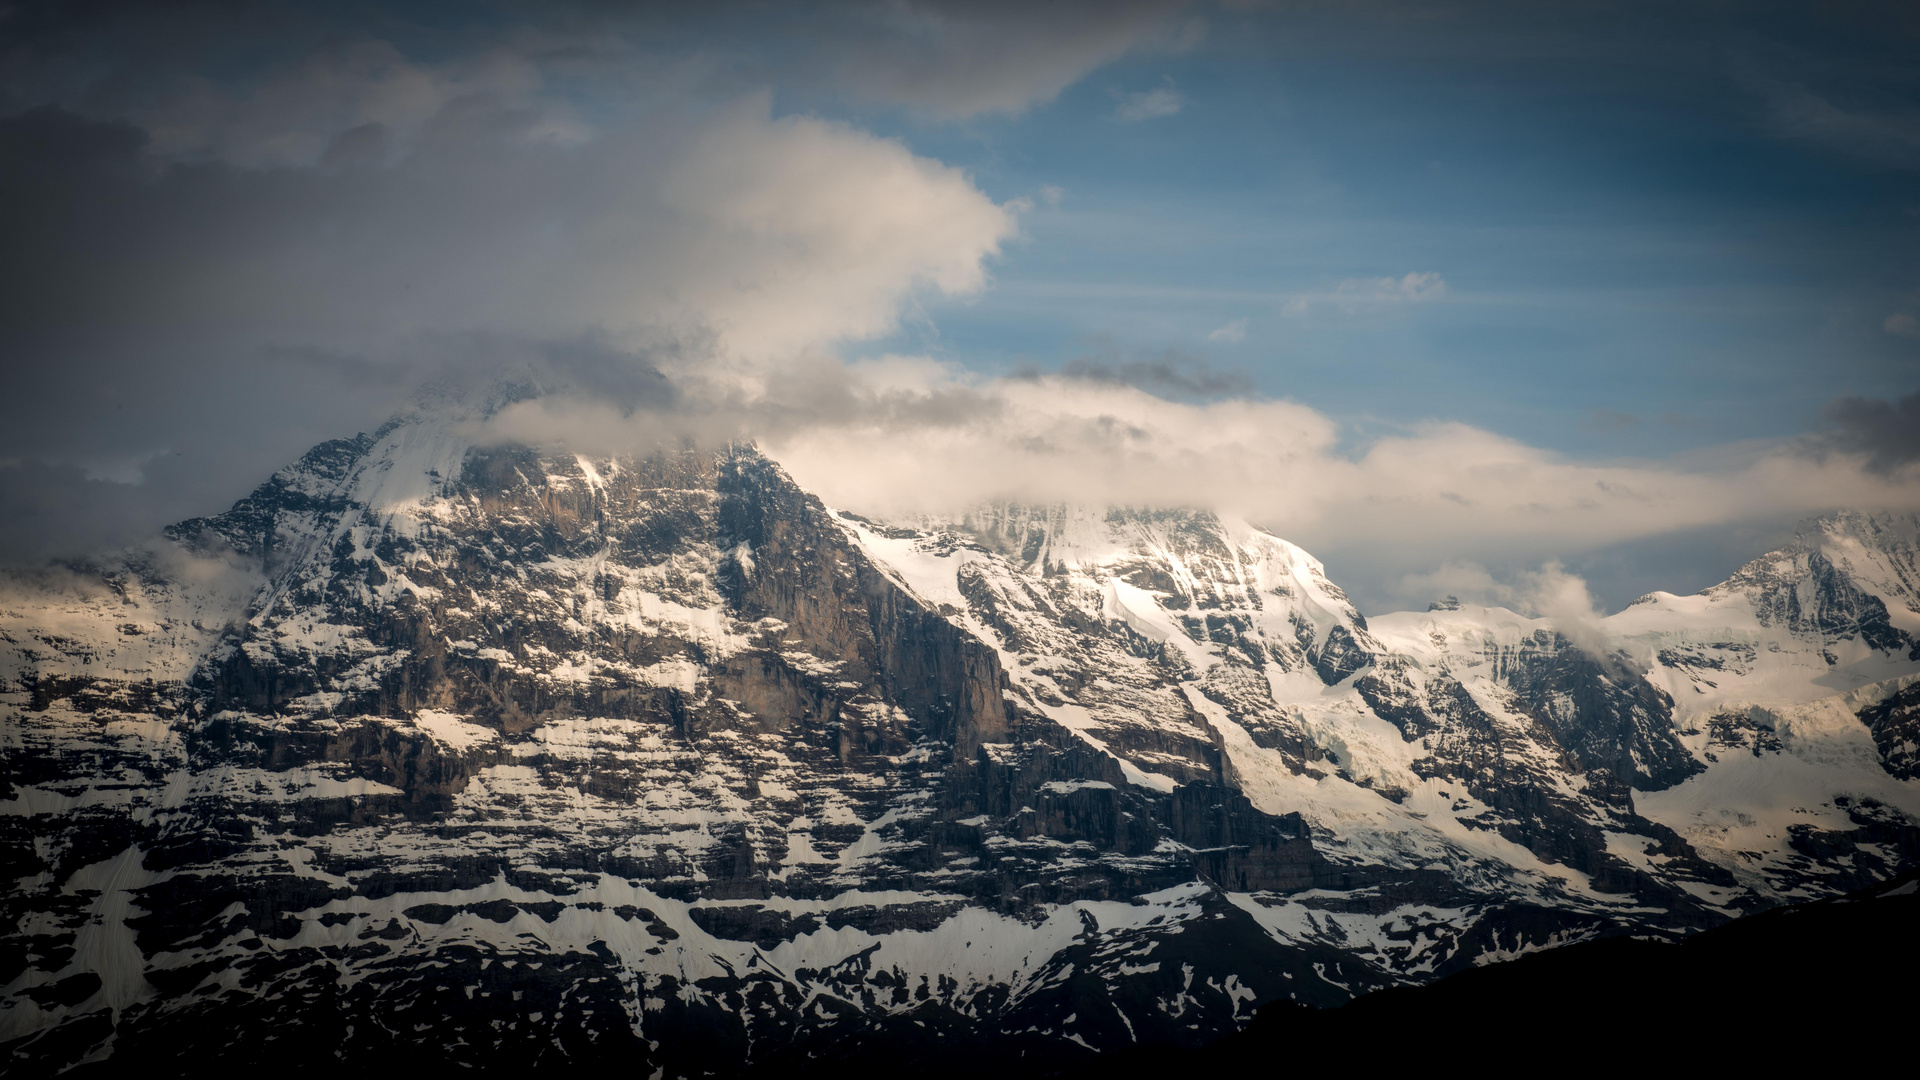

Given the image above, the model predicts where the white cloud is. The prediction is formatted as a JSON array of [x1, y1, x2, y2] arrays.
[[1513, 562, 1611, 655], [0, 90, 1022, 557], [660, 96, 1020, 360], [1114, 81, 1187, 122], [711, 366, 1920, 603], [1385, 270, 1448, 301], [477, 359, 1920, 597], [1393, 559, 1608, 647], [1283, 271, 1448, 316], [33, 94, 1017, 365], [1206, 317, 1248, 343]]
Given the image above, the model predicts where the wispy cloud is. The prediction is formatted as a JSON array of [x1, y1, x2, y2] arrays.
[[1764, 82, 1920, 170], [1114, 78, 1186, 122], [1206, 317, 1247, 343], [1043, 342, 1252, 399], [1282, 271, 1448, 316]]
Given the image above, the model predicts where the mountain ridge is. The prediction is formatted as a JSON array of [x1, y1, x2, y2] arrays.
[[3, 406, 1916, 1073], [1094, 866, 1920, 1079]]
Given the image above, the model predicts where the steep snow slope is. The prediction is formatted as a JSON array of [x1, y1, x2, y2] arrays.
[[851, 511, 1729, 949], [3, 405, 1916, 1074], [851, 505, 1920, 931]]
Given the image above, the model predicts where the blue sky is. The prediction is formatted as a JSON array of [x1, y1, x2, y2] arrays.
[[832, 7, 1919, 459]]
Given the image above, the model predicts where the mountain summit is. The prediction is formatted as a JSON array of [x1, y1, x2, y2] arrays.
[[4, 411, 1917, 1073]]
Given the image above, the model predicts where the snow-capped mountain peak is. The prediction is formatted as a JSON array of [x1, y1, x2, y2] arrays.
[[3, 413, 1916, 1073]]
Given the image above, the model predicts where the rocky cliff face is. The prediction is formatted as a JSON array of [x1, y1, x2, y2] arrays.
[[3, 413, 1918, 1075]]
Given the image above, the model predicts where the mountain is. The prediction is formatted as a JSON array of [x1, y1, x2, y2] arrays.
[[3, 405, 1917, 1075]]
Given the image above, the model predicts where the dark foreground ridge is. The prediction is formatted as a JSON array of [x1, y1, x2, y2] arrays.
[[39, 872, 1917, 1079], [1082, 869, 1920, 1078]]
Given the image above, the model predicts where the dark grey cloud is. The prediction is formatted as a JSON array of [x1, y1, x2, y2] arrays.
[[0, 0, 1192, 569], [1824, 390, 1920, 475], [0, 106, 549, 548], [784, 0, 1201, 117], [0, 4, 1039, 564], [0, 460, 186, 563], [1048, 345, 1254, 400], [1, 0, 1199, 153]]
